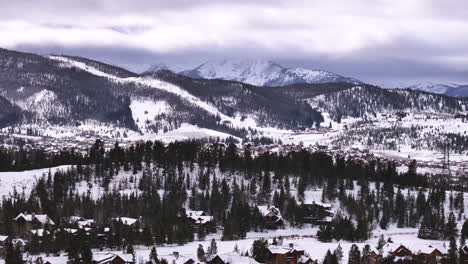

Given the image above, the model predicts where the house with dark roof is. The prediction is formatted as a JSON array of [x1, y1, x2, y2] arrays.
[[13, 213, 55, 237], [301, 201, 334, 225], [266, 243, 309, 264], [257, 206, 284, 229]]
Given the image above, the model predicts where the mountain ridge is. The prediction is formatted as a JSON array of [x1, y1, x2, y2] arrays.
[[405, 82, 468, 97], [147, 59, 363, 86]]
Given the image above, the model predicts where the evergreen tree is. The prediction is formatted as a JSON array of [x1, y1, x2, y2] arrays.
[[348, 244, 361, 264], [5, 241, 22, 264], [447, 236, 459, 264], [149, 247, 159, 264], [251, 239, 269, 263], [197, 224, 207, 241], [361, 245, 372, 264], [208, 239, 218, 256], [461, 220, 468, 246], [333, 244, 343, 263], [446, 212, 458, 239], [197, 244, 206, 262], [323, 250, 339, 264]]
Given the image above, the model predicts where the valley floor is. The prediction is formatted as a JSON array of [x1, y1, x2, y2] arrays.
[[1, 227, 450, 264]]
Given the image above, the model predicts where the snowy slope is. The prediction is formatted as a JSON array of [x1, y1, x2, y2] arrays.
[[174, 59, 362, 86], [0, 165, 72, 200]]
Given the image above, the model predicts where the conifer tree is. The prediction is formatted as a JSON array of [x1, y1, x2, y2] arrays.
[[447, 236, 459, 264], [251, 239, 269, 263], [361, 245, 372, 264], [149, 247, 159, 264], [334, 244, 343, 263], [197, 244, 206, 262], [348, 244, 361, 264], [323, 250, 338, 264]]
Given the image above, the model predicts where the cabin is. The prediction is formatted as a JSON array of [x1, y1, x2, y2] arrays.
[[12, 238, 27, 251], [111, 217, 142, 232], [257, 206, 284, 229], [13, 213, 55, 237], [112, 217, 140, 226], [186, 211, 215, 225], [415, 245, 447, 263], [265, 243, 306, 264], [370, 251, 379, 264], [301, 201, 334, 225], [391, 245, 413, 261], [68, 216, 95, 229]]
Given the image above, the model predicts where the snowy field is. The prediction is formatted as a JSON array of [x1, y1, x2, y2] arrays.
[[1, 229, 451, 264], [0, 165, 72, 200]]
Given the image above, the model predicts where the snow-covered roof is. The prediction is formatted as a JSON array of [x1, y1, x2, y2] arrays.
[[373, 242, 447, 257], [257, 206, 282, 219], [63, 228, 78, 234], [410, 244, 447, 255], [14, 213, 55, 225], [267, 244, 304, 255], [298, 255, 315, 264], [93, 252, 133, 264], [159, 253, 195, 264], [77, 219, 95, 228], [68, 216, 85, 223], [30, 229, 49, 237], [0, 235, 9, 242], [186, 210, 205, 217], [219, 253, 260, 264], [189, 216, 213, 224], [113, 217, 138, 226], [12, 238, 26, 245], [307, 201, 332, 208]]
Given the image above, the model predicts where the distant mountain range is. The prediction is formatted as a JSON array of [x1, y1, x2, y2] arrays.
[[405, 82, 468, 97], [1, 47, 468, 152], [146, 60, 468, 98], [146, 59, 363, 86]]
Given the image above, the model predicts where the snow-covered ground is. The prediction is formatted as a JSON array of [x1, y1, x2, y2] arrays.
[[2, 230, 451, 264], [0, 165, 72, 200]]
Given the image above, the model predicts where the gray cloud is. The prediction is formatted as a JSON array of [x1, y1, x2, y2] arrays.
[[1, 0, 467, 86]]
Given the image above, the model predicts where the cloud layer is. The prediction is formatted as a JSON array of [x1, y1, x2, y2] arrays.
[[1, 0, 467, 86]]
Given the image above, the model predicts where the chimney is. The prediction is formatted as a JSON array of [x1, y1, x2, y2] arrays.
[[32, 212, 36, 220], [289, 243, 294, 249], [173, 251, 179, 258]]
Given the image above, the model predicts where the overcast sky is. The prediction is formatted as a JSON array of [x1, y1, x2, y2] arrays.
[[1, 0, 467, 87]]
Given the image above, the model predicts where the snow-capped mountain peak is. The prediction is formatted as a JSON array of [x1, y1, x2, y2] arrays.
[[150, 59, 363, 86], [145, 62, 173, 73], [183, 59, 284, 86]]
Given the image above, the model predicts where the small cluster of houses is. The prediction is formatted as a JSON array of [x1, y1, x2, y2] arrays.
[[0, 210, 216, 259], [367, 243, 468, 264], [3, 209, 463, 264]]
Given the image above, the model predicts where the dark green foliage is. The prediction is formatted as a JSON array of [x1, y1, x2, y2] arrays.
[[251, 239, 269, 263]]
